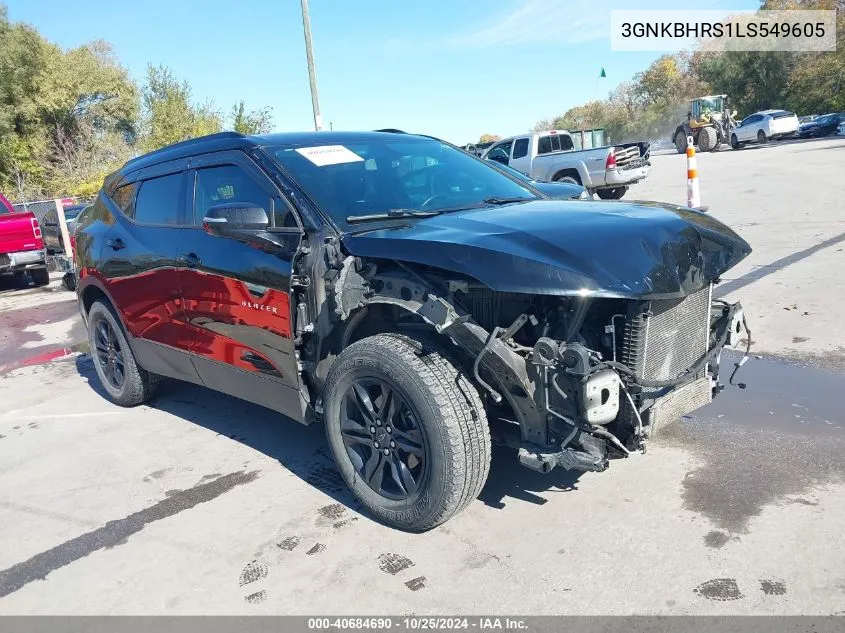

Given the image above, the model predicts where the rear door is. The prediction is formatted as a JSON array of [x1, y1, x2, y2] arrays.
[[179, 150, 304, 419], [99, 160, 199, 382], [736, 115, 760, 141]]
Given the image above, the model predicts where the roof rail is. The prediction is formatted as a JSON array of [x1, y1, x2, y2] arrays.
[[374, 128, 407, 134], [123, 131, 247, 168]]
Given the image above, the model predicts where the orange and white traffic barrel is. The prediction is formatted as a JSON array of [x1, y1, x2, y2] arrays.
[[686, 136, 700, 208]]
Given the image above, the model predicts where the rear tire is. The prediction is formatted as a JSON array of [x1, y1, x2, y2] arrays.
[[87, 300, 158, 407], [597, 186, 628, 200], [30, 268, 49, 287], [554, 174, 580, 185], [698, 126, 718, 152], [674, 131, 688, 153], [323, 333, 491, 532], [757, 130, 767, 144]]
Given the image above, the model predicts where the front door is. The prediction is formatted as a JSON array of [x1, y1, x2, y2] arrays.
[[178, 152, 304, 420]]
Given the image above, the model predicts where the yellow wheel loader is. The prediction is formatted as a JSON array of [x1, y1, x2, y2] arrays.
[[673, 95, 738, 153]]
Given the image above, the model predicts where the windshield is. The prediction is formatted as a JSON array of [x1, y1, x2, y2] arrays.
[[64, 206, 84, 220], [699, 96, 724, 113], [267, 136, 537, 230]]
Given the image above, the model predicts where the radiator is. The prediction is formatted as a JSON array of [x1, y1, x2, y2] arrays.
[[620, 285, 713, 429]]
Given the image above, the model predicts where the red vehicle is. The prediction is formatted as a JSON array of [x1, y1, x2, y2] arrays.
[[0, 193, 50, 286]]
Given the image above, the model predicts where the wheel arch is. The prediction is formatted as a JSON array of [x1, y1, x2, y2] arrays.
[[77, 277, 131, 340], [313, 265, 544, 443], [551, 168, 582, 185]]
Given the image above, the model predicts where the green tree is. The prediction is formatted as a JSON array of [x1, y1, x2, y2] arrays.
[[140, 64, 221, 152], [478, 133, 501, 143], [230, 101, 273, 135], [696, 51, 795, 115], [1, 6, 140, 198]]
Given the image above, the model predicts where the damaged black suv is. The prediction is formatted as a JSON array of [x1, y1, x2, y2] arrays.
[[75, 131, 751, 531]]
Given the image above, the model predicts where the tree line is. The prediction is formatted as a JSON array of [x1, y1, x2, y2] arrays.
[[527, 0, 843, 145], [0, 5, 273, 201]]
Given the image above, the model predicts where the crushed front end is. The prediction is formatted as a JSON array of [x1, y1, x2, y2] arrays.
[[512, 285, 747, 473], [436, 281, 749, 474]]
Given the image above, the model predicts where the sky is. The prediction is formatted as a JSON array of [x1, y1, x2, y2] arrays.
[[6, 0, 759, 144]]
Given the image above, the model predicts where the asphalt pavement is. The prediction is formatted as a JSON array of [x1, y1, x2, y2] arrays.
[[1, 137, 844, 615]]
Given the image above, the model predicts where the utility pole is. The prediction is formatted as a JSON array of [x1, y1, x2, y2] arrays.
[[300, 0, 323, 131]]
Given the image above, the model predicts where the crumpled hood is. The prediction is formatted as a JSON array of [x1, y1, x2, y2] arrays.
[[341, 200, 752, 299]]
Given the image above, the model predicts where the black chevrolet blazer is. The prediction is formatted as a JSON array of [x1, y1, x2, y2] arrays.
[[75, 130, 751, 531]]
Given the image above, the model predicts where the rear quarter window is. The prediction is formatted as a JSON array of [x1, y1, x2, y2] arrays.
[[111, 183, 137, 217], [538, 136, 552, 154]]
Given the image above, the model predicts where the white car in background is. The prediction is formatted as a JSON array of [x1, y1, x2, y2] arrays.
[[730, 109, 799, 148]]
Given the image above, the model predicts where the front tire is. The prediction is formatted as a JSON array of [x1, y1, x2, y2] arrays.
[[87, 300, 158, 407], [730, 134, 740, 150], [698, 126, 718, 152], [757, 130, 767, 144], [674, 131, 688, 153], [323, 333, 491, 531]]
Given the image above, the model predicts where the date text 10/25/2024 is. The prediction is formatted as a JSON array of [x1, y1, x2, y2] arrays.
[[307, 617, 528, 631]]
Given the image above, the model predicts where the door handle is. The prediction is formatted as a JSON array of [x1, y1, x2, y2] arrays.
[[178, 252, 201, 267], [107, 238, 126, 251]]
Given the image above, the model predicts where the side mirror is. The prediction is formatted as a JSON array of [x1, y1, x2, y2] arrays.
[[203, 202, 269, 236]]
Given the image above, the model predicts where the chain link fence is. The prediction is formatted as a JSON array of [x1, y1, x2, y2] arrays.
[[11, 197, 79, 223]]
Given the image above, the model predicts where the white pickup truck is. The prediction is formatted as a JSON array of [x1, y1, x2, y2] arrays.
[[482, 130, 651, 199]]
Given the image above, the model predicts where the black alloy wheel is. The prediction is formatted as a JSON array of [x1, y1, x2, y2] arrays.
[[340, 378, 427, 500], [93, 317, 125, 390]]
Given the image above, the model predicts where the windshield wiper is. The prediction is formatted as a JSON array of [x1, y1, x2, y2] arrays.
[[482, 196, 534, 205], [346, 208, 442, 224]]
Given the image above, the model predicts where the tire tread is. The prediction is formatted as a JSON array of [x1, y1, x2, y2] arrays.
[[325, 333, 491, 531]]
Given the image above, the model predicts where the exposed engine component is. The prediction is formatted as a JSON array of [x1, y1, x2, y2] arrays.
[[580, 370, 621, 425], [351, 265, 745, 477]]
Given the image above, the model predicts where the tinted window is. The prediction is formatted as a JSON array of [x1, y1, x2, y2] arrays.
[[488, 140, 513, 158], [111, 183, 137, 217], [542, 134, 572, 152], [486, 146, 510, 164], [269, 136, 536, 230], [134, 173, 184, 225], [537, 136, 552, 154], [512, 138, 529, 159], [194, 165, 288, 226]]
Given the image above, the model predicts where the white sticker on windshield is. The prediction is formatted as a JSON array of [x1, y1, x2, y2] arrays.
[[295, 145, 364, 166]]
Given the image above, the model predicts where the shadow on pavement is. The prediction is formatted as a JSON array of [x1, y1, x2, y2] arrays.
[[0, 273, 38, 294], [74, 354, 570, 522], [478, 444, 582, 509]]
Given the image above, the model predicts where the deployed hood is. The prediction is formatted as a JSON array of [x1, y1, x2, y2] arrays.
[[341, 200, 751, 299]]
